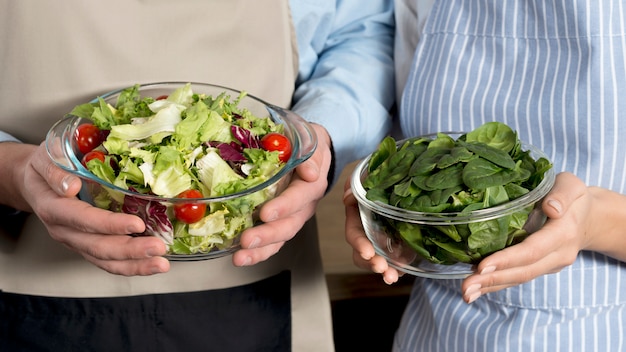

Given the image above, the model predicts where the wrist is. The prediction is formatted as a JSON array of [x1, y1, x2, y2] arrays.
[[310, 123, 336, 193], [585, 187, 626, 261]]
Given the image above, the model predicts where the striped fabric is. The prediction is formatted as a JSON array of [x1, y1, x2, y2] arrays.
[[395, 1, 626, 351]]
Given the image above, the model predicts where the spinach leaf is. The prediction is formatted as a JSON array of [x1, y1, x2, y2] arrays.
[[462, 158, 529, 189], [367, 136, 397, 173], [429, 238, 479, 264], [465, 121, 516, 153], [425, 163, 465, 190], [409, 147, 450, 176], [460, 141, 516, 169], [436, 146, 475, 168]]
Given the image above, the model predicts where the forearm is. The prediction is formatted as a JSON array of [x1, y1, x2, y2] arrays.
[[291, 1, 395, 185], [585, 186, 626, 262], [0, 141, 36, 212]]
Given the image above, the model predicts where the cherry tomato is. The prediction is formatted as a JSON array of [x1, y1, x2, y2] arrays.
[[81, 150, 106, 167], [173, 189, 206, 224], [75, 124, 106, 154], [260, 132, 292, 163], [156, 95, 169, 100]]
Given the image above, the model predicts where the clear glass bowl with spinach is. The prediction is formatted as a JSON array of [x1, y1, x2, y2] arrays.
[[350, 122, 555, 278]]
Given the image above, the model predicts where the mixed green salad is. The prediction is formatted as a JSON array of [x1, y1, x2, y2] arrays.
[[363, 122, 553, 265], [68, 83, 293, 255]]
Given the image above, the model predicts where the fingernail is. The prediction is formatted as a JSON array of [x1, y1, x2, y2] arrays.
[[151, 265, 164, 274], [61, 175, 73, 193], [248, 237, 261, 249], [466, 290, 481, 304], [464, 283, 481, 303], [481, 266, 496, 275], [361, 251, 373, 260], [464, 283, 481, 296], [241, 256, 252, 266], [372, 264, 384, 274], [266, 210, 278, 222], [127, 222, 144, 234], [547, 199, 562, 214], [146, 247, 160, 257], [342, 189, 353, 202]]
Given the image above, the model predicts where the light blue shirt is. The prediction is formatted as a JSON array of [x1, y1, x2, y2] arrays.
[[395, 1, 626, 351], [288, 0, 395, 183], [0, 1, 396, 185], [0, 131, 19, 144]]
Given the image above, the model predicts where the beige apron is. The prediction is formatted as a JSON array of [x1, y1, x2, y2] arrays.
[[0, 1, 333, 351]]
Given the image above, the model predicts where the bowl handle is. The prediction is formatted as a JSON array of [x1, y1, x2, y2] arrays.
[[269, 105, 318, 164], [45, 115, 83, 172]]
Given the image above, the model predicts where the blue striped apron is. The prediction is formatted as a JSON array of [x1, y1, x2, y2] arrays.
[[396, 1, 626, 351]]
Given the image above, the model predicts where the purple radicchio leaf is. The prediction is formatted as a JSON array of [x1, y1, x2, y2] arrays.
[[122, 192, 174, 245], [209, 141, 247, 162], [231, 125, 260, 149]]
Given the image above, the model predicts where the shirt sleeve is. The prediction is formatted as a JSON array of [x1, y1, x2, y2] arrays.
[[289, 0, 395, 185], [0, 131, 21, 143]]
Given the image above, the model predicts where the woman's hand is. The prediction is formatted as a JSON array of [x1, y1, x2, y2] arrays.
[[6, 142, 170, 276], [343, 173, 402, 284], [461, 171, 626, 303], [232, 123, 333, 266]]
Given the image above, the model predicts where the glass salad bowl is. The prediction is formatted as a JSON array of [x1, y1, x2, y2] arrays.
[[350, 124, 555, 279], [46, 82, 317, 261]]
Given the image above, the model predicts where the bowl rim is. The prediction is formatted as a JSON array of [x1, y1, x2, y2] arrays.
[[46, 81, 315, 202], [350, 133, 556, 224]]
